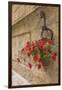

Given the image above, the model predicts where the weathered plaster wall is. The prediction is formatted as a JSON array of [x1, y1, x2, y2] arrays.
[[12, 4, 39, 25]]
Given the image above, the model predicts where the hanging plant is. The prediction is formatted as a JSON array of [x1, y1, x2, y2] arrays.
[[16, 12, 57, 70], [16, 38, 57, 70]]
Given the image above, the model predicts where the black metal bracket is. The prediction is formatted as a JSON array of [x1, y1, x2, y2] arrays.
[[40, 11, 53, 40]]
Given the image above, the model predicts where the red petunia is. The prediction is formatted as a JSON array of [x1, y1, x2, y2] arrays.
[[37, 39, 46, 49], [37, 64, 42, 69], [39, 57, 43, 62], [47, 39, 53, 44], [31, 41, 37, 48], [33, 54, 38, 62], [17, 58, 20, 63], [26, 46, 31, 52], [25, 42, 31, 52], [51, 52, 57, 61], [39, 57, 44, 66], [28, 62, 32, 69], [27, 52, 30, 57], [21, 48, 24, 54], [43, 48, 47, 54], [26, 41, 30, 45]]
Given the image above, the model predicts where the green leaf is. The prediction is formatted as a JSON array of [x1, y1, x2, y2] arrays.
[[40, 50, 46, 61], [30, 49, 37, 55], [40, 50, 44, 57], [47, 45, 51, 49], [43, 55, 47, 61]]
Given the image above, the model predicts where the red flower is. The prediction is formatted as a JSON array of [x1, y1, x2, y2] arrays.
[[33, 54, 38, 62], [51, 52, 57, 61], [26, 46, 31, 52], [37, 39, 46, 49], [39, 57, 44, 66], [47, 39, 53, 44], [28, 62, 32, 69], [39, 57, 43, 62], [25, 42, 31, 52], [26, 41, 30, 45], [37, 64, 41, 69], [17, 58, 20, 63], [21, 48, 24, 54], [27, 52, 30, 57], [31, 41, 37, 48], [43, 48, 47, 54]]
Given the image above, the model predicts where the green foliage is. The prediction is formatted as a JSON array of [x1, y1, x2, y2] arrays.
[[45, 44, 52, 50], [30, 49, 37, 55], [40, 50, 46, 61]]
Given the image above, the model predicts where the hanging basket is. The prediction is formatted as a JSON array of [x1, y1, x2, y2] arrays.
[[16, 11, 57, 71], [16, 37, 57, 71]]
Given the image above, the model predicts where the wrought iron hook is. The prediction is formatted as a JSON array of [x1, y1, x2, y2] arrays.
[[40, 11, 46, 27], [40, 11, 53, 40]]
